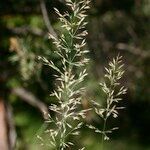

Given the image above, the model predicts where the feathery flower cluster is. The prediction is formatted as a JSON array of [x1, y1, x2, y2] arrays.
[[38, 0, 90, 149], [87, 55, 127, 145]]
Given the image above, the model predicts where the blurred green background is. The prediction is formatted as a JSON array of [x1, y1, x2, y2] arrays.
[[0, 0, 150, 149]]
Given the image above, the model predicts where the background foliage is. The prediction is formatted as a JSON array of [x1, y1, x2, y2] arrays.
[[0, 0, 150, 149]]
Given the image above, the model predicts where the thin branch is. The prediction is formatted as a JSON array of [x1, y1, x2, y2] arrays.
[[116, 43, 150, 58], [8, 26, 45, 36], [12, 87, 48, 119], [39, 0, 58, 39], [6, 104, 16, 150]]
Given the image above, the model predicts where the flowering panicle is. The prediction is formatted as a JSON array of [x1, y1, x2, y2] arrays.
[[87, 55, 127, 146], [38, 0, 90, 149]]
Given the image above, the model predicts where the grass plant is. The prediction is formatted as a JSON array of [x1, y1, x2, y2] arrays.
[[38, 0, 90, 149], [38, 0, 126, 150], [87, 55, 127, 150]]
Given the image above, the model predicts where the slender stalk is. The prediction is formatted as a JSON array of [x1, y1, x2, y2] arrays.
[[101, 118, 106, 150]]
